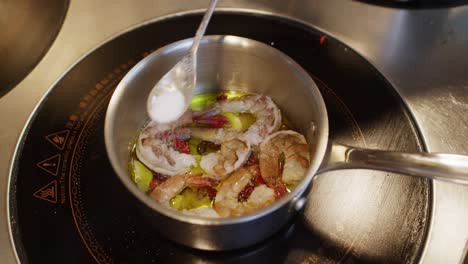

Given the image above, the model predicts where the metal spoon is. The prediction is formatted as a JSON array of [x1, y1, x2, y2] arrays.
[[146, 0, 218, 123]]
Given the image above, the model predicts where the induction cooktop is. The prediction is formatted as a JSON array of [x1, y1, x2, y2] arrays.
[[1, 1, 468, 263]]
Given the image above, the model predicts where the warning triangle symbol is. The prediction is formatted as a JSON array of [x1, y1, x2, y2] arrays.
[[45, 130, 70, 150], [33, 180, 57, 204], [36, 154, 61, 176]]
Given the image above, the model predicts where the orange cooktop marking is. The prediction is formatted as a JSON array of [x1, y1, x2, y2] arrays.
[[36, 154, 61, 176], [33, 180, 57, 204], [45, 130, 70, 150]]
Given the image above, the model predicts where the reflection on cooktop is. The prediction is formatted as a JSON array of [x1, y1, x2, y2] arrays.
[[0, 0, 69, 97], [357, 0, 468, 8]]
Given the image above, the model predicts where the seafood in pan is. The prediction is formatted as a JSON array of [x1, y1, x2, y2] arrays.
[[130, 91, 310, 218]]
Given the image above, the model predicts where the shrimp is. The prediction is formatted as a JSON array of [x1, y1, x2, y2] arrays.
[[214, 165, 276, 217], [218, 94, 281, 145], [259, 130, 310, 189], [137, 114, 250, 178], [150, 174, 220, 217], [136, 112, 196, 176], [191, 128, 251, 179]]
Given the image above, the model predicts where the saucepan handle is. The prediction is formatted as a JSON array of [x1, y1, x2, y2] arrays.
[[319, 142, 468, 185]]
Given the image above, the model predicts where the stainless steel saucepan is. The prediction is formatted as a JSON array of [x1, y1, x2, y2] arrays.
[[104, 35, 468, 251]]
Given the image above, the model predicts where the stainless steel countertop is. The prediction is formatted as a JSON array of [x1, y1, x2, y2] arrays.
[[1, 0, 467, 263]]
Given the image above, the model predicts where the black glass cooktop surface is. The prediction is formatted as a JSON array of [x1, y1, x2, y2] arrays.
[[8, 12, 431, 263]]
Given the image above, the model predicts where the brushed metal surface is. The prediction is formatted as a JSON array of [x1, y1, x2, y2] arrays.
[[322, 142, 468, 184], [0, 0, 69, 97], [1, 0, 467, 263]]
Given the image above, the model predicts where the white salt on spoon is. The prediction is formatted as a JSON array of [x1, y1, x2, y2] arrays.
[[148, 89, 185, 123], [146, 0, 218, 123]]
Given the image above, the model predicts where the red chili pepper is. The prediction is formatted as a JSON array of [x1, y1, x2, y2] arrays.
[[149, 178, 159, 190], [320, 35, 327, 45], [238, 185, 255, 202], [149, 173, 168, 190], [154, 172, 168, 182], [174, 139, 190, 154], [274, 182, 288, 199], [246, 154, 258, 166], [216, 94, 227, 101], [205, 186, 218, 199], [253, 175, 266, 186], [193, 115, 228, 128]]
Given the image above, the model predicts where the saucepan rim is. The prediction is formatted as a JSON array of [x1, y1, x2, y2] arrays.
[[104, 35, 329, 226]]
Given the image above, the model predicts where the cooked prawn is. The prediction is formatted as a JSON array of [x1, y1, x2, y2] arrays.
[[150, 174, 220, 217], [137, 109, 251, 178], [214, 165, 276, 217], [136, 115, 196, 175], [191, 128, 251, 179], [259, 130, 310, 188], [218, 94, 281, 145]]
